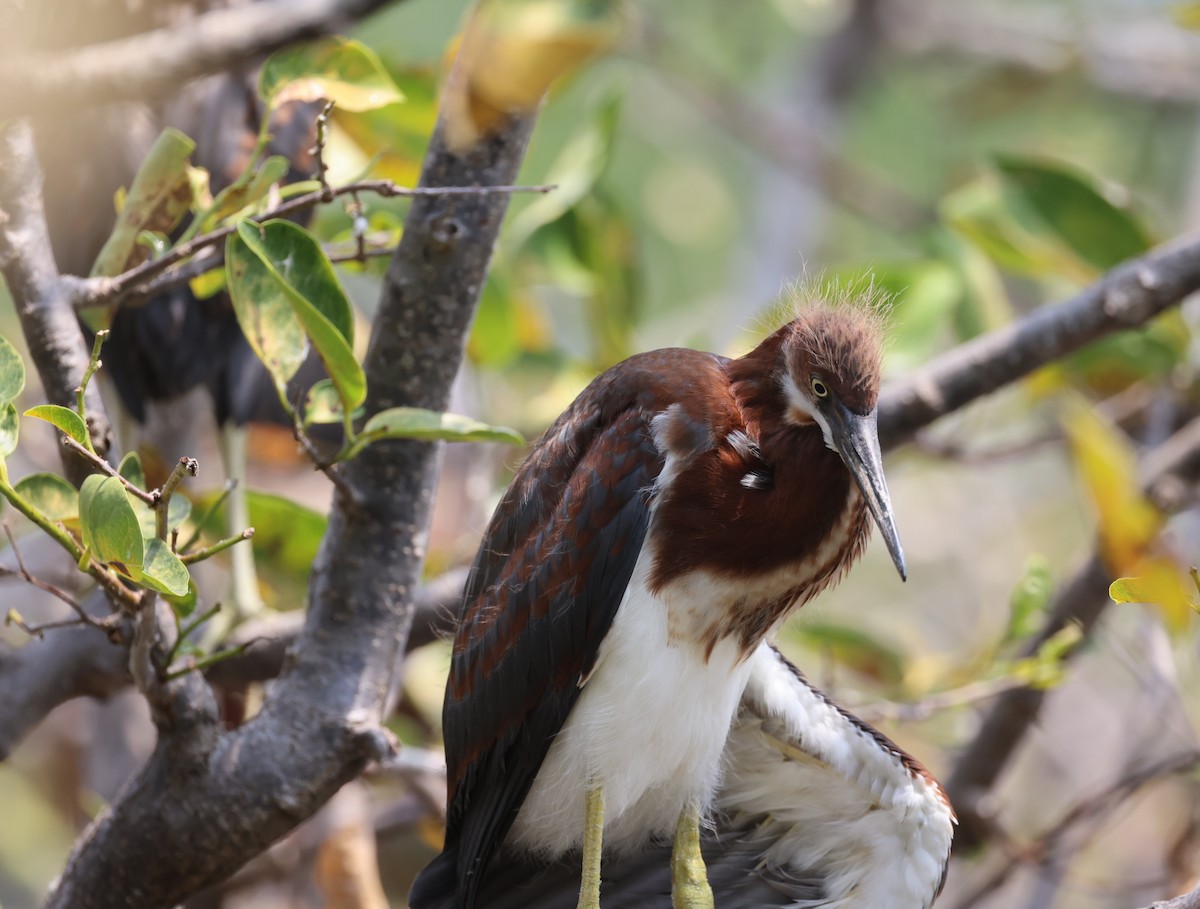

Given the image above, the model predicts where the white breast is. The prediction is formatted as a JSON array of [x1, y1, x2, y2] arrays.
[[507, 547, 755, 857]]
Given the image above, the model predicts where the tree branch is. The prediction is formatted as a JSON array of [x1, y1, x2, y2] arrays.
[[877, 233, 1200, 450], [41, 45, 536, 905], [0, 0, 395, 121], [0, 120, 112, 475], [1144, 881, 1200, 909]]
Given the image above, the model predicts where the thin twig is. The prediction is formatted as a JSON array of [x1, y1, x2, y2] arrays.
[[74, 329, 108, 454], [311, 100, 336, 202], [1, 522, 100, 628], [851, 675, 1030, 725], [291, 412, 359, 506], [155, 457, 198, 539], [165, 641, 250, 681], [73, 180, 555, 312], [180, 529, 254, 566], [61, 435, 157, 505]]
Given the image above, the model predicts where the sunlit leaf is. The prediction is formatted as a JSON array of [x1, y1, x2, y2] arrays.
[[260, 37, 405, 112], [192, 489, 326, 585], [189, 266, 227, 300], [132, 493, 192, 543], [137, 538, 191, 597], [90, 128, 196, 279], [79, 475, 144, 571], [0, 404, 17, 460], [1006, 555, 1052, 644], [14, 473, 78, 521], [1172, 3, 1200, 30], [164, 576, 199, 618], [118, 451, 146, 490], [232, 219, 365, 411], [1109, 558, 1196, 633], [1062, 399, 1161, 572], [303, 379, 345, 427], [942, 177, 1090, 282], [24, 404, 89, 447], [0, 334, 25, 406], [993, 155, 1153, 273], [225, 227, 311, 401], [445, 0, 622, 150], [345, 407, 523, 459], [202, 156, 291, 230], [508, 94, 621, 250]]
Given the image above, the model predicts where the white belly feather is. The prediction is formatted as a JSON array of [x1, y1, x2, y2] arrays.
[[507, 548, 755, 857]]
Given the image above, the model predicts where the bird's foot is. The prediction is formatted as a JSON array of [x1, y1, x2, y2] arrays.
[[671, 805, 714, 909], [576, 785, 605, 909]]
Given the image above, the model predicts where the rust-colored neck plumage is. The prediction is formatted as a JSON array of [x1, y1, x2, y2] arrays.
[[647, 302, 886, 655]]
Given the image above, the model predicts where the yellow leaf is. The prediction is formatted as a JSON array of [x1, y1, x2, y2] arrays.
[[1172, 3, 1200, 29], [1110, 556, 1196, 633], [1062, 399, 1161, 572], [444, 0, 623, 151]]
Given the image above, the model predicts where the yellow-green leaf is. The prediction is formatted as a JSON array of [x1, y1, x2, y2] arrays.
[[232, 219, 365, 411], [136, 538, 191, 597], [0, 404, 17, 460], [14, 473, 78, 521], [445, 0, 622, 150], [0, 334, 25, 406], [24, 404, 89, 447], [79, 475, 144, 572], [345, 407, 523, 459], [1062, 399, 1161, 573], [259, 37, 404, 112], [303, 378, 345, 426], [90, 128, 196, 279]]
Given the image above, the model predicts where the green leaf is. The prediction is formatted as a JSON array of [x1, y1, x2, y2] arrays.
[[118, 451, 146, 490], [259, 37, 405, 113], [347, 407, 524, 458], [90, 128, 196, 278], [164, 576, 198, 618], [13, 473, 78, 521], [203, 156, 291, 230], [1006, 555, 1052, 643], [133, 493, 192, 543], [79, 475, 144, 573], [191, 490, 326, 596], [24, 404, 89, 447], [303, 378, 345, 426], [0, 404, 18, 460], [233, 219, 365, 410], [136, 538, 191, 597], [225, 229, 311, 400], [993, 155, 1153, 273], [0, 334, 25, 406], [507, 95, 621, 251]]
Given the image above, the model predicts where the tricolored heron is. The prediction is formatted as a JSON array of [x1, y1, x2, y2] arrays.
[[411, 298, 939, 908]]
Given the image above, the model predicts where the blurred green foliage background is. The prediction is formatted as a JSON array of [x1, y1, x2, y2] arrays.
[[4, 0, 1200, 907]]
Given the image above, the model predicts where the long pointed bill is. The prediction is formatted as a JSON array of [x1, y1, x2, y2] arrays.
[[828, 401, 907, 581]]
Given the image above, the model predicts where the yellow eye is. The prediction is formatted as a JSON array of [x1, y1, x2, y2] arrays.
[[810, 377, 829, 398]]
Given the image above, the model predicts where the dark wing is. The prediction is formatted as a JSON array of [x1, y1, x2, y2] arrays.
[[429, 353, 704, 909]]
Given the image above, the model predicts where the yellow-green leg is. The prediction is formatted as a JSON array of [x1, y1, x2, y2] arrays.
[[577, 785, 604, 909], [671, 804, 714, 909]]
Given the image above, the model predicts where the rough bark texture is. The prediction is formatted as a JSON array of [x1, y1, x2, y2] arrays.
[[0, 120, 112, 475], [39, 93, 536, 909]]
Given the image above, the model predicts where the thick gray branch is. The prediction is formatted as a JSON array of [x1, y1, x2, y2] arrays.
[[42, 71, 535, 909], [0, 121, 112, 474], [878, 233, 1200, 449], [0, 0, 394, 121], [1144, 882, 1200, 909]]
